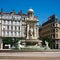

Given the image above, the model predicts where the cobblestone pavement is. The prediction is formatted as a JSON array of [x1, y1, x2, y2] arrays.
[[0, 52, 60, 60]]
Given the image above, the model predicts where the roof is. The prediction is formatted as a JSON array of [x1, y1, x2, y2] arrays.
[[42, 15, 59, 26], [0, 12, 27, 16]]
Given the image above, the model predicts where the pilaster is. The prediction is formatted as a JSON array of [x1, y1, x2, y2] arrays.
[[26, 24, 29, 39]]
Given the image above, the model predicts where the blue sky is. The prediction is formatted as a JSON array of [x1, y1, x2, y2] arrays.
[[0, 0, 60, 25]]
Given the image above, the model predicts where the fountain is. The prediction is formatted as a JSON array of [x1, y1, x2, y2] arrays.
[[16, 9, 50, 51]]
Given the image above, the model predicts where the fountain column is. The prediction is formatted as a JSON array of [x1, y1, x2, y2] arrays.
[[26, 24, 29, 39], [34, 24, 37, 39]]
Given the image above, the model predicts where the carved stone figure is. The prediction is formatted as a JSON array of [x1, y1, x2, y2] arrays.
[[29, 27, 33, 39], [45, 41, 49, 47], [45, 41, 50, 50], [18, 41, 25, 49]]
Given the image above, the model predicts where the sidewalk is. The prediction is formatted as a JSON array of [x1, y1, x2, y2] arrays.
[[0, 52, 60, 60]]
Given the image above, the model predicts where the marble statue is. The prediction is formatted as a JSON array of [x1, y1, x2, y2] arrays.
[[29, 27, 33, 39], [45, 41, 49, 47], [45, 41, 50, 50], [18, 41, 25, 50]]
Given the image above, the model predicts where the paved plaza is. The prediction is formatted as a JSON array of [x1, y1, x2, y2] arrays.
[[0, 52, 60, 60]]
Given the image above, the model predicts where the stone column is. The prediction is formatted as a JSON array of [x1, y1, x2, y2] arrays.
[[34, 25, 36, 37], [34, 24, 36, 39], [37, 26, 39, 38], [20, 20, 22, 37], [26, 24, 29, 39], [1, 43, 3, 50], [0, 38, 3, 50]]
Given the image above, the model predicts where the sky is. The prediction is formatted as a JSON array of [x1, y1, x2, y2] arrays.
[[0, 0, 60, 25]]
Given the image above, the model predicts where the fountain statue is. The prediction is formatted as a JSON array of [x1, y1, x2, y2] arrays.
[[18, 41, 25, 50], [29, 27, 33, 39], [44, 41, 50, 50]]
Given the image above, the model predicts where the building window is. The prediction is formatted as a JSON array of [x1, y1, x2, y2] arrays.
[[13, 26, 15, 30], [7, 20, 9, 24], [9, 21, 11, 24], [7, 26, 9, 30], [11, 20, 13, 24], [15, 32, 16, 36], [56, 24, 57, 27], [56, 29, 58, 32], [17, 20, 20, 23], [53, 34, 55, 38], [56, 34, 58, 38], [3, 31, 5, 36], [53, 23, 54, 27], [13, 21, 14, 24], [3, 28, 5, 31], [7, 31, 9, 36], [18, 20, 20, 24], [19, 26, 20, 30], [11, 26, 13, 29], [24, 18, 25, 20], [52, 29, 55, 32], [4, 20, 5, 23], [18, 32, 20, 36], [15, 26, 17, 30], [15, 20, 17, 24], [11, 31, 13, 36]]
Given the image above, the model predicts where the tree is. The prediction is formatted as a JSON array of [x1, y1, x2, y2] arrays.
[[2, 37, 20, 47], [12, 37, 20, 46], [42, 37, 55, 49], [2, 37, 13, 46]]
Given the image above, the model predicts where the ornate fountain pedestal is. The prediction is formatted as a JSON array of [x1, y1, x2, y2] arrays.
[[17, 9, 50, 51], [18, 39, 50, 51], [18, 39, 42, 51]]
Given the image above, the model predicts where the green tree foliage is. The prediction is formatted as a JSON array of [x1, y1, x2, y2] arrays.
[[12, 37, 20, 46], [2, 37, 20, 46], [42, 37, 55, 49], [2, 37, 13, 46]]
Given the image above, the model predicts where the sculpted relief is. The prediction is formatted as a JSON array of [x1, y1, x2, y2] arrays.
[[26, 23, 37, 39], [29, 27, 33, 39]]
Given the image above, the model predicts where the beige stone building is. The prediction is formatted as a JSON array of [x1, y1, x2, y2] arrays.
[[39, 15, 60, 49], [0, 9, 39, 49]]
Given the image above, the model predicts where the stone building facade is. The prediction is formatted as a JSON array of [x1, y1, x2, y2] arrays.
[[39, 15, 60, 49], [0, 9, 39, 49]]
